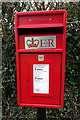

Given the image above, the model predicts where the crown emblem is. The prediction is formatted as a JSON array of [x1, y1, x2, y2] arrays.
[[26, 38, 39, 48]]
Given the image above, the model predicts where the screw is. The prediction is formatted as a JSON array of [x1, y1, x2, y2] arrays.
[[29, 19, 31, 21], [49, 18, 52, 21]]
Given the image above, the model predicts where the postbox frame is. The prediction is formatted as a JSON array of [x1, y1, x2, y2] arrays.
[[14, 10, 67, 108]]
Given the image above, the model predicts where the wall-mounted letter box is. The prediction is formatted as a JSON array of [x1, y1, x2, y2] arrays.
[[14, 10, 67, 108]]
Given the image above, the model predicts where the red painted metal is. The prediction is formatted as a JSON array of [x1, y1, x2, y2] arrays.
[[14, 10, 67, 108]]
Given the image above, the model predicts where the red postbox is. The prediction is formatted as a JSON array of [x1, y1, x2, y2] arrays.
[[14, 10, 67, 108]]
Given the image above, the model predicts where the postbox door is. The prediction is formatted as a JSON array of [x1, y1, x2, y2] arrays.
[[19, 53, 61, 105]]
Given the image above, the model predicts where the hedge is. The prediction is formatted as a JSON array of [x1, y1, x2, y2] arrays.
[[2, 2, 80, 120]]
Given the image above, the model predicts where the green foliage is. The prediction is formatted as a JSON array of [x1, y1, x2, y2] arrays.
[[2, 2, 80, 120]]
